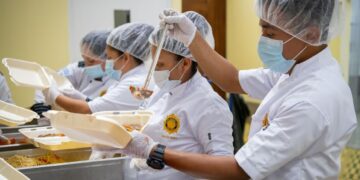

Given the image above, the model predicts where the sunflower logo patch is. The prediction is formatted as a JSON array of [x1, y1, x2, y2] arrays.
[[163, 114, 180, 134]]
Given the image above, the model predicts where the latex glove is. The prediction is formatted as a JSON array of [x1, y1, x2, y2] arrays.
[[130, 158, 159, 172], [61, 88, 87, 100], [159, 9, 197, 47], [120, 131, 158, 159], [89, 147, 117, 160], [42, 77, 61, 105], [90, 131, 157, 160]]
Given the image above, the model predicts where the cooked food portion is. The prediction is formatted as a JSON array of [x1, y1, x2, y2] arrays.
[[0, 135, 11, 145], [0, 136, 27, 145], [5, 153, 65, 168], [129, 85, 153, 100], [37, 133, 65, 138], [122, 124, 142, 132]]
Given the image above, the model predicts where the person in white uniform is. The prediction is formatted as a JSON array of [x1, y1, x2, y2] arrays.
[[43, 23, 154, 113], [91, 11, 234, 180], [59, 30, 115, 100], [32, 30, 114, 115], [0, 72, 13, 103], [94, 0, 358, 179]]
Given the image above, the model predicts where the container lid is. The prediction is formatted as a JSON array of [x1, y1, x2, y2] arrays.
[[43, 110, 153, 149], [2, 58, 51, 90], [0, 158, 30, 180], [18, 126, 90, 151], [0, 100, 39, 127], [43, 66, 74, 91]]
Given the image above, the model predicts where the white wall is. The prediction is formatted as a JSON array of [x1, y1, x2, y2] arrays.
[[68, 0, 172, 62]]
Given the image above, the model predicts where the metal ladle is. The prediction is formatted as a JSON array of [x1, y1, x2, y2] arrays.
[[130, 25, 169, 102]]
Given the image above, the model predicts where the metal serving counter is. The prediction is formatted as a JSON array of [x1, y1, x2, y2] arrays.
[[0, 118, 50, 134], [0, 148, 137, 180], [0, 133, 35, 152]]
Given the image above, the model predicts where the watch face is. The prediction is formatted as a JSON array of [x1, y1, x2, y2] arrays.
[[147, 159, 165, 170]]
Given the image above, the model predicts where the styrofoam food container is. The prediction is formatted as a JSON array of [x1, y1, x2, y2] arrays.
[[0, 100, 39, 127], [2, 58, 51, 90], [0, 158, 30, 180], [19, 126, 90, 151], [43, 66, 74, 91], [43, 110, 153, 149]]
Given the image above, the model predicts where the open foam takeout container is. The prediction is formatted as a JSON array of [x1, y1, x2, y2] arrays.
[[2, 58, 74, 91], [18, 126, 90, 151], [2, 58, 51, 90], [0, 100, 39, 127], [43, 66, 74, 91], [0, 158, 30, 180], [42, 66, 75, 110], [43, 110, 153, 149]]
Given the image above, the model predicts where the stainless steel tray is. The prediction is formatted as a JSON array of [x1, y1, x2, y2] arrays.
[[0, 124, 47, 134], [0, 148, 136, 180], [0, 133, 35, 152]]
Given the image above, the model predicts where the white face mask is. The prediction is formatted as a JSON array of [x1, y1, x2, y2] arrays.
[[153, 59, 185, 91]]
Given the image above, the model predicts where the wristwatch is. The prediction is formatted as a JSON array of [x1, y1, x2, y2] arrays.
[[146, 144, 166, 170]]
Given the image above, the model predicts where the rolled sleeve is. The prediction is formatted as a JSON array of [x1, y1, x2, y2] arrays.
[[235, 101, 327, 179]]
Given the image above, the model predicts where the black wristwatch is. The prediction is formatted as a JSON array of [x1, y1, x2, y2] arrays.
[[146, 144, 166, 170]]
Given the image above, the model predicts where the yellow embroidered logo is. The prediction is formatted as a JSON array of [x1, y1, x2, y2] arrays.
[[99, 89, 107, 97], [163, 114, 180, 134], [262, 114, 270, 130]]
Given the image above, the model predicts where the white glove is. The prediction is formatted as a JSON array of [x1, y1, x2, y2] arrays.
[[160, 9, 197, 47], [89, 131, 157, 160], [42, 77, 61, 105], [130, 158, 158, 172], [89, 146, 117, 160], [120, 131, 158, 159], [61, 88, 87, 100]]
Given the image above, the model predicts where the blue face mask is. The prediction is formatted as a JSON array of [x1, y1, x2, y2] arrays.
[[84, 64, 104, 79], [258, 36, 307, 74], [105, 54, 127, 81]]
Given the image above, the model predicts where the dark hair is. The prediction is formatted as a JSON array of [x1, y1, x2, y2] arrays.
[[175, 55, 197, 77]]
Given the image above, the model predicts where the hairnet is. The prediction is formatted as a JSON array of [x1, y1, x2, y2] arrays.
[[81, 30, 111, 61], [107, 23, 154, 62], [149, 11, 215, 61], [255, 0, 343, 45]]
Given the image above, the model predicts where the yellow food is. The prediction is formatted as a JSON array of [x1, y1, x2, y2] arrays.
[[122, 124, 142, 132], [38, 133, 65, 138], [5, 153, 65, 168]]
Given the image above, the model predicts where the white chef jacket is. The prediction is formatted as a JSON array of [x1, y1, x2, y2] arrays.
[[0, 73, 13, 103], [235, 48, 357, 180], [34, 61, 116, 103], [137, 72, 234, 180], [88, 64, 148, 113]]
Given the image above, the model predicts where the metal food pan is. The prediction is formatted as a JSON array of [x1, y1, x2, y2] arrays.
[[0, 148, 136, 180]]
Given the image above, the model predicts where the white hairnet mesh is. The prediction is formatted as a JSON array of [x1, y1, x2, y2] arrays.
[[80, 30, 111, 61], [149, 11, 215, 61], [255, 0, 344, 45], [107, 23, 154, 62]]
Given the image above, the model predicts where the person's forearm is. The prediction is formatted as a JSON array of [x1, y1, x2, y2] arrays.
[[55, 95, 92, 114], [164, 148, 249, 180], [189, 31, 245, 94]]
